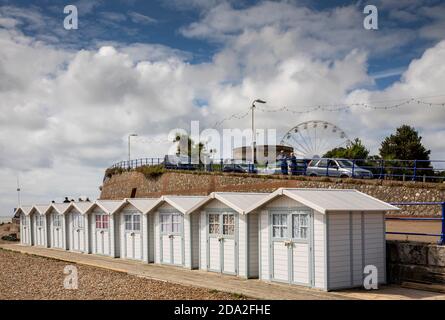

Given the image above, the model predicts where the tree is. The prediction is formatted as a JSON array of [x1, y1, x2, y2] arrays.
[[323, 138, 369, 159], [174, 133, 205, 161], [379, 125, 432, 179], [379, 125, 431, 163]]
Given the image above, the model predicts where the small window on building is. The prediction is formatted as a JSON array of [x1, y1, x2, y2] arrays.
[[96, 214, 109, 229], [272, 214, 287, 238], [53, 214, 62, 227], [124, 214, 140, 231], [208, 214, 220, 235], [172, 214, 181, 233], [161, 214, 171, 233], [292, 213, 308, 239], [36, 215, 44, 227], [125, 214, 132, 231], [73, 214, 84, 229], [161, 213, 182, 234], [133, 214, 141, 231], [102, 215, 109, 229], [95, 215, 102, 229], [222, 214, 234, 235]]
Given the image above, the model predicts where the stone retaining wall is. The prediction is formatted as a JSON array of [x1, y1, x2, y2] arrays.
[[100, 171, 445, 216], [387, 241, 445, 284]]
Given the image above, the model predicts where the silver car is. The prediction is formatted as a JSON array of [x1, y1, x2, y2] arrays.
[[306, 159, 373, 179]]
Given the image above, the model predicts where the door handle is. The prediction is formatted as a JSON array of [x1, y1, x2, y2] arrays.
[[100, 230, 104, 234]]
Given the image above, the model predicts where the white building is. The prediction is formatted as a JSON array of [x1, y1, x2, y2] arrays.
[[15, 206, 33, 246], [152, 195, 207, 268], [47, 203, 70, 250], [88, 200, 124, 258], [31, 205, 52, 247], [245, 188, 398, 291], [190, 192, 269, 278], [66, 202, 94, 253], [115, 198, 160, 262], [16, 188, 398, 291]]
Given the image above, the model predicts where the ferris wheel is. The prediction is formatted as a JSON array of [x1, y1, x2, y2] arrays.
[[280, 120, 350, 159]]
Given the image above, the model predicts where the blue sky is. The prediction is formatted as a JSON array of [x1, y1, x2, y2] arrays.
[[1, 0, 445, 213]]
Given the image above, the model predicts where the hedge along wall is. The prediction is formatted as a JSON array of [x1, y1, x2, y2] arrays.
[[100, 171, 445, 216]]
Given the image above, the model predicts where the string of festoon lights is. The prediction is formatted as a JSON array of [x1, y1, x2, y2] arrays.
[[131, 94, 445, 142], [212, 95, 445, 128], [133, 136, 171, 144]]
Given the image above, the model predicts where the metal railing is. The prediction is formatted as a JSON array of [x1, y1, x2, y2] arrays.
[[111, 158, 163, 169], [387, 202, 445, 245], [109, 157, 445, 182]]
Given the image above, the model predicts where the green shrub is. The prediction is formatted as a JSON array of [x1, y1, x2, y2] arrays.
[[104, 167, 126, 180], [136, 165, 165, 180]]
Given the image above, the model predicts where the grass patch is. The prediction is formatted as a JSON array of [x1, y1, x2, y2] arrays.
[[104, 165, 165, 181], [104, 167, 128, 179], [135, 165, 165, 180]]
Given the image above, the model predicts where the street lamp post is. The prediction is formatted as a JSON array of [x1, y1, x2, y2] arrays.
[[251, 99, 266, 167], [128, 133, 138, 167], [16, 175, 21, 208]]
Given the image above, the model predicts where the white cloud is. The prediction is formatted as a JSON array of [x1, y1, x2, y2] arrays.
[[128, 11, 157, 25], [162, 0, 234, 11], [370, 67, 406, 80], [99, 11, 127, 22], [345, 40, 445, 157], [180, 2, 416, 59], [74, 0, 103, 15], [0, 16, 18, 28]]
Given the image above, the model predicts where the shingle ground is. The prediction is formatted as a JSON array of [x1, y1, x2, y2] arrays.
[[0, 249, 246, 300]]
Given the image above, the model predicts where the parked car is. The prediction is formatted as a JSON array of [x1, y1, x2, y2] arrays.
[[222, 163, 257, 174], [258, 159, 308, 175], [306, 158, 373, 179], [163, 155, 196, 170], [258, 162, 280, 175]]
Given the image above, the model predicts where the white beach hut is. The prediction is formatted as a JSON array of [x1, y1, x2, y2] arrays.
[[114, 198, 160, 262], [66, 202, 94, 253], [153, 195, 207, 268], [16, 206, 33, 246], [190, 192, 270, 278], [245, 188, 399, 291], [48, 203, 70, 250], [31, 204, 52, 247], [88, 200, 124, 258]]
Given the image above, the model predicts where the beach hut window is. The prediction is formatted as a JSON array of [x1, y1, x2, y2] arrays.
[[208, 213, 220, 235], [292, 213, 308, 239], [272, 214, 287, 238]]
